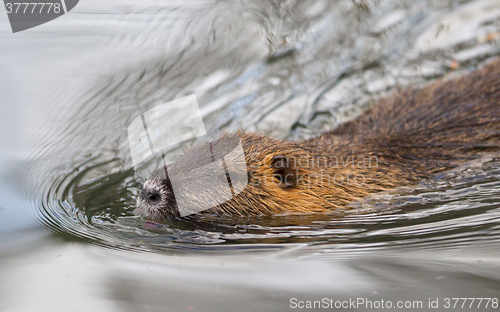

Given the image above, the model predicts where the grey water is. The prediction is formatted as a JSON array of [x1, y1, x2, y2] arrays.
[[1, 0, 500, 311]]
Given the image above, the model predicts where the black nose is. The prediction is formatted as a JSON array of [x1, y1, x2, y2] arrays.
[[141, 189, 162, 205]]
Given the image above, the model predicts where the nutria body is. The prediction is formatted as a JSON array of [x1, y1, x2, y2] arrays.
[[135, 59, 500, 222]]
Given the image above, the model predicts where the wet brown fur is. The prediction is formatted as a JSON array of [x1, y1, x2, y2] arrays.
[[136, 58, 500, 221]]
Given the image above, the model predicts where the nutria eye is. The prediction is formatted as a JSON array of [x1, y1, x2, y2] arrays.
[[271, 155, 296, 188]]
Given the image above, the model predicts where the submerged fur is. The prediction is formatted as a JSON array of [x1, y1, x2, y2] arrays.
[[135, 58, 500, 221]]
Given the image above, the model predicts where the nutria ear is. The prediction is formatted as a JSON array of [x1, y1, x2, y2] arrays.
[[271, 155, 296, 188]]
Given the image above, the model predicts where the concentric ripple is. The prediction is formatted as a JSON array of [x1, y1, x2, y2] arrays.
[[35, 154, 500, 254], [17, 0, 500, 256]]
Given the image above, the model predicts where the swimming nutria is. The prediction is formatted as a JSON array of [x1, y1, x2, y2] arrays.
[[135, 58, 500, 222]]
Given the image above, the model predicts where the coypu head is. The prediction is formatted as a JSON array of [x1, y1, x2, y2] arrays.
[[134, 131, 376, 223], [136, 176, 180, 222]]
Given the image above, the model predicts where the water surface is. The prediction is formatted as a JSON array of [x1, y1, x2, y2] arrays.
[[1, 0, 500, 310]]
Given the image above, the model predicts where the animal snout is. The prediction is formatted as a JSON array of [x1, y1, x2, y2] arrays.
[[136, 178, 180, 220], [141, 188, 162, 205]]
